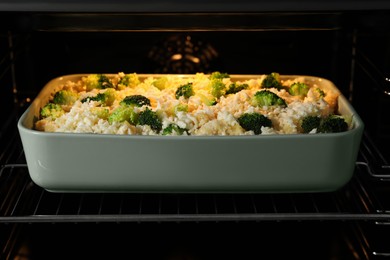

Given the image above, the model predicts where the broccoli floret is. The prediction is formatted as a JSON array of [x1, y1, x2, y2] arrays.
[[108, 106, 138, 125], [208, 99, 217, 106], [318, 115, 349, 133], [152, 77, 168, 90], [81, 93, 106, 103], [52, 90, 78, 105], [209, 71, 230, 80], [100, 88, 116, 106], [84, 74, 114, 91], [162, 124, 188, 135], [174, 104, 189, 113], [118, 73, 140, 88], [252, 90, 287, 107], [209, 79, 226, 99], [175, 83, 194, 99], [288, 82, 309, 97], [301, 116, 321, 133], [237, 112, 272, 135], [261, 72, 283, 90], [120, 95, 151, 107], [138, 108, 162, 132], [81, 88, 116, 106], [40, 103, 64, 119], [225, 83, 248, 95], [167, 104, 189, 117], [91, 107, 110, 119], [315, 87, 326, 98]]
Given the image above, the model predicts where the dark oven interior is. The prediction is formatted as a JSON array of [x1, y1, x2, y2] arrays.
[[1, 5, 390, 260]]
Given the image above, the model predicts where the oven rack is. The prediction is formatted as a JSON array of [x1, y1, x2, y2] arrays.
[[1, 115, 390, 224]]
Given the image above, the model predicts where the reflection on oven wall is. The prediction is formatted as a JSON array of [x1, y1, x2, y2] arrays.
[[351, 28, 390, 158], [148, 34, 219, 73]]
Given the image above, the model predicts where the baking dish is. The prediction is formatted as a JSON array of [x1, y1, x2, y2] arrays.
[[17, 74, 364, 193]]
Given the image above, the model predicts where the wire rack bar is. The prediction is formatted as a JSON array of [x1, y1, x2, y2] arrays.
[[1, 213, 390, 223], [0, 167, 389, 223]]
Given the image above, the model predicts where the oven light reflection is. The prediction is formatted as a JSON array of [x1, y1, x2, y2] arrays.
[[384, 78, 390, 95], [171, 54, 182, 60], [170, 53, 201, 64]]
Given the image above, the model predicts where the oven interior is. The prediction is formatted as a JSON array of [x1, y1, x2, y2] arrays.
[[1, 11, 390, 259]]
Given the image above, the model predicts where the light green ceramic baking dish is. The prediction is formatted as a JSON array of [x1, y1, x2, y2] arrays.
[[17, 74, 364, 193]]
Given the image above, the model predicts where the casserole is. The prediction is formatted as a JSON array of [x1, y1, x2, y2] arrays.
[[17, 74, 364, 193]]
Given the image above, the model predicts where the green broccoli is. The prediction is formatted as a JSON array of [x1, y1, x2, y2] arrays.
[[152, 77, 168, 90], [118, 73, 140, 88], [91, 107, 110, 119], [174, 104, 189, 113], [315, 87, 326, 98], [261, 72, 283, 90], [81, 93, 106, 103], [108, 106, 138, 125], [84, 74, 114, 91], [209, 79, 226, 99], [288, 82, 309, 97], [225, 83, 248, 95], [162, 123, 188, 135], [40, 103, 64, 119], [167, 103, 189, 117], [237, 112, 272, 135], [209, 71, 230, 80], [138, 108, 162, 132], [81, 88, 116, 106], [175, 83, 194, 99], [120, 95, 151, 107], [52, 90, 78, 105], [301, 114, 349, 133], [252, 90, 287, 107], [301, 115, 321, 133], [318, 115, 349, 133]]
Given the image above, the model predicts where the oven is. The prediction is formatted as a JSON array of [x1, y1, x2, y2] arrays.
[[1, 1, 390, 259]]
